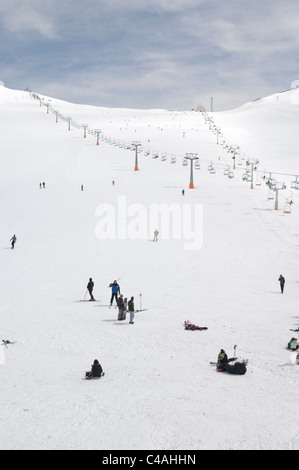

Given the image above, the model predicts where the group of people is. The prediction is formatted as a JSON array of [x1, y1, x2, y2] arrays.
[[109, 280, 135, 324], [86, 279, 136, 324]]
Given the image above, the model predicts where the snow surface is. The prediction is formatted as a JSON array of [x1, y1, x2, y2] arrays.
[[0, 85, 299, 450]]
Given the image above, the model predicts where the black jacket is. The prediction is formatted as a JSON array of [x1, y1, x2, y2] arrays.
[[128, 299, 134, 311], [92, 363, 103, 377], [87, 280, 94, 291]]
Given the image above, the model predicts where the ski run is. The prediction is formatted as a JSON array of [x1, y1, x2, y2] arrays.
[[0, 83, 299, 450]]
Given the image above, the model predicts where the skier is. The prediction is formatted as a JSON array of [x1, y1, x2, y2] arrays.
[[87, 278, 95, 301], [217, 349, 228, 366], [10, 234, 17, 249], [109, 280, 120, 306], [182, 189, 185, 196], [81, 184, 84, 191], [85, 359, 103, 379], [153, 229, 159, 242], [128, 296, 135, 324], [278, 275, 285, 293], [117, 294, 126, 320]]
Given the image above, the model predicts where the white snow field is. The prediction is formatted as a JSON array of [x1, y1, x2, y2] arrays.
[[0, 84, 299, 450]]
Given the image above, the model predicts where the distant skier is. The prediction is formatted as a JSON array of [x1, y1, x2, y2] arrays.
[[278, 275, 285, 293], [81, 184, 84, 191], [153, 229, 159, 242], [182, 189, 185, 196], [109, 280, 120, 306], [87, 278, 95, 301], [10, 234, 17, 249], [128, 297, 135, 324]]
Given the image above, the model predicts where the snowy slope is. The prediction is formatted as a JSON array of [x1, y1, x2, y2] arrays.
[[0, 85, 299, 450]]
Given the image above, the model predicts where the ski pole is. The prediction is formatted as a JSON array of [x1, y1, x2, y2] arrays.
[[139, 293, 142, 311], [234, 345, 237, 358], [83, 289, 88, 301]]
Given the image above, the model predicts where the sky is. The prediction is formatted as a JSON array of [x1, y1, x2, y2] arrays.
[[0, 0, 299, 111]]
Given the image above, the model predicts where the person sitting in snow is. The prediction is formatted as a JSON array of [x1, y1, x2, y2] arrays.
[[85, 359, 103, 379]]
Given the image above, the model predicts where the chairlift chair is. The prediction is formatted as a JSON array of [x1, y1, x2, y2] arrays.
[[284, 198, 293, 214], [291, 176, 299, 190]]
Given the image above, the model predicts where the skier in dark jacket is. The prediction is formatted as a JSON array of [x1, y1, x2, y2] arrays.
[[278, 275, 285, 293], [128, 297, 135, 324], [85, 359, 103, 378], [217, 349, 228, 365], [10, 234, 17, 249], [87, 278, 95, 301], [109, 280, 120, 306]]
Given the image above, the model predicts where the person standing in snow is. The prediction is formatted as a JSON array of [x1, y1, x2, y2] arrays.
[[10, 234, 17, 249], [153, 229, 159, 242], [109, 280, 120, 306], [128, 297, 135, 324], [278, 275, 285, 293], [87, 278, 95, 301]]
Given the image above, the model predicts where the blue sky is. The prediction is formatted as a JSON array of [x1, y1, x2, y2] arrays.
[[1, 0, 299, 110]]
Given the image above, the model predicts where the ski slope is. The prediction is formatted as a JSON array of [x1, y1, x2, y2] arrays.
[[0, 84, 299, 450]]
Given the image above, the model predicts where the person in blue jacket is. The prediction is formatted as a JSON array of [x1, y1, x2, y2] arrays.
[[109, 280, 120, 306]]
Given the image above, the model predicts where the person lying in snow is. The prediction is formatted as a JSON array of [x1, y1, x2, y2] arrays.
[[216, 349, 247, 375], [184, 320, 208, 331]]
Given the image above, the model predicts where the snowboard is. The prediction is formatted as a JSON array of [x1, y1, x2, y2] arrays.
[[210, 359, 248, 365], [85, 372, 105, 380]]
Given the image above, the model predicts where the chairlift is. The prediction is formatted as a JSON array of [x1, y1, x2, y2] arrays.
[[242, 173, 250, 181], [152, 152, 159, 159], [183, 158, 188, 166], [228, 171, 234, 179], [170, 156, 176, 164], [291, 176, 299, 190], [195, 161, 201, 170], [284, 198, 294, 214], [208, 163, 216, 173], [161, 154, 167, 161], [224, 168, 229, 176], [267, 189, 274, 200]]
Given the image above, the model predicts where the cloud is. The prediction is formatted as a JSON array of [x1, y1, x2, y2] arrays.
[[0, 0, 299, 110], [0, 1, 57, 38]]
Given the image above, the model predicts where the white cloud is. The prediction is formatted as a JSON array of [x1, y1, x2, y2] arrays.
[[0, 0, 57, 38]]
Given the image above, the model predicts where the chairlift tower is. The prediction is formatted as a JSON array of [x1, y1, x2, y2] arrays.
[[185, 153, 199, 189], [246, 158, 259, 189], [132, 141, 141, 171], [268, 181, 286, 210], [230, 146, 240, 170]]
